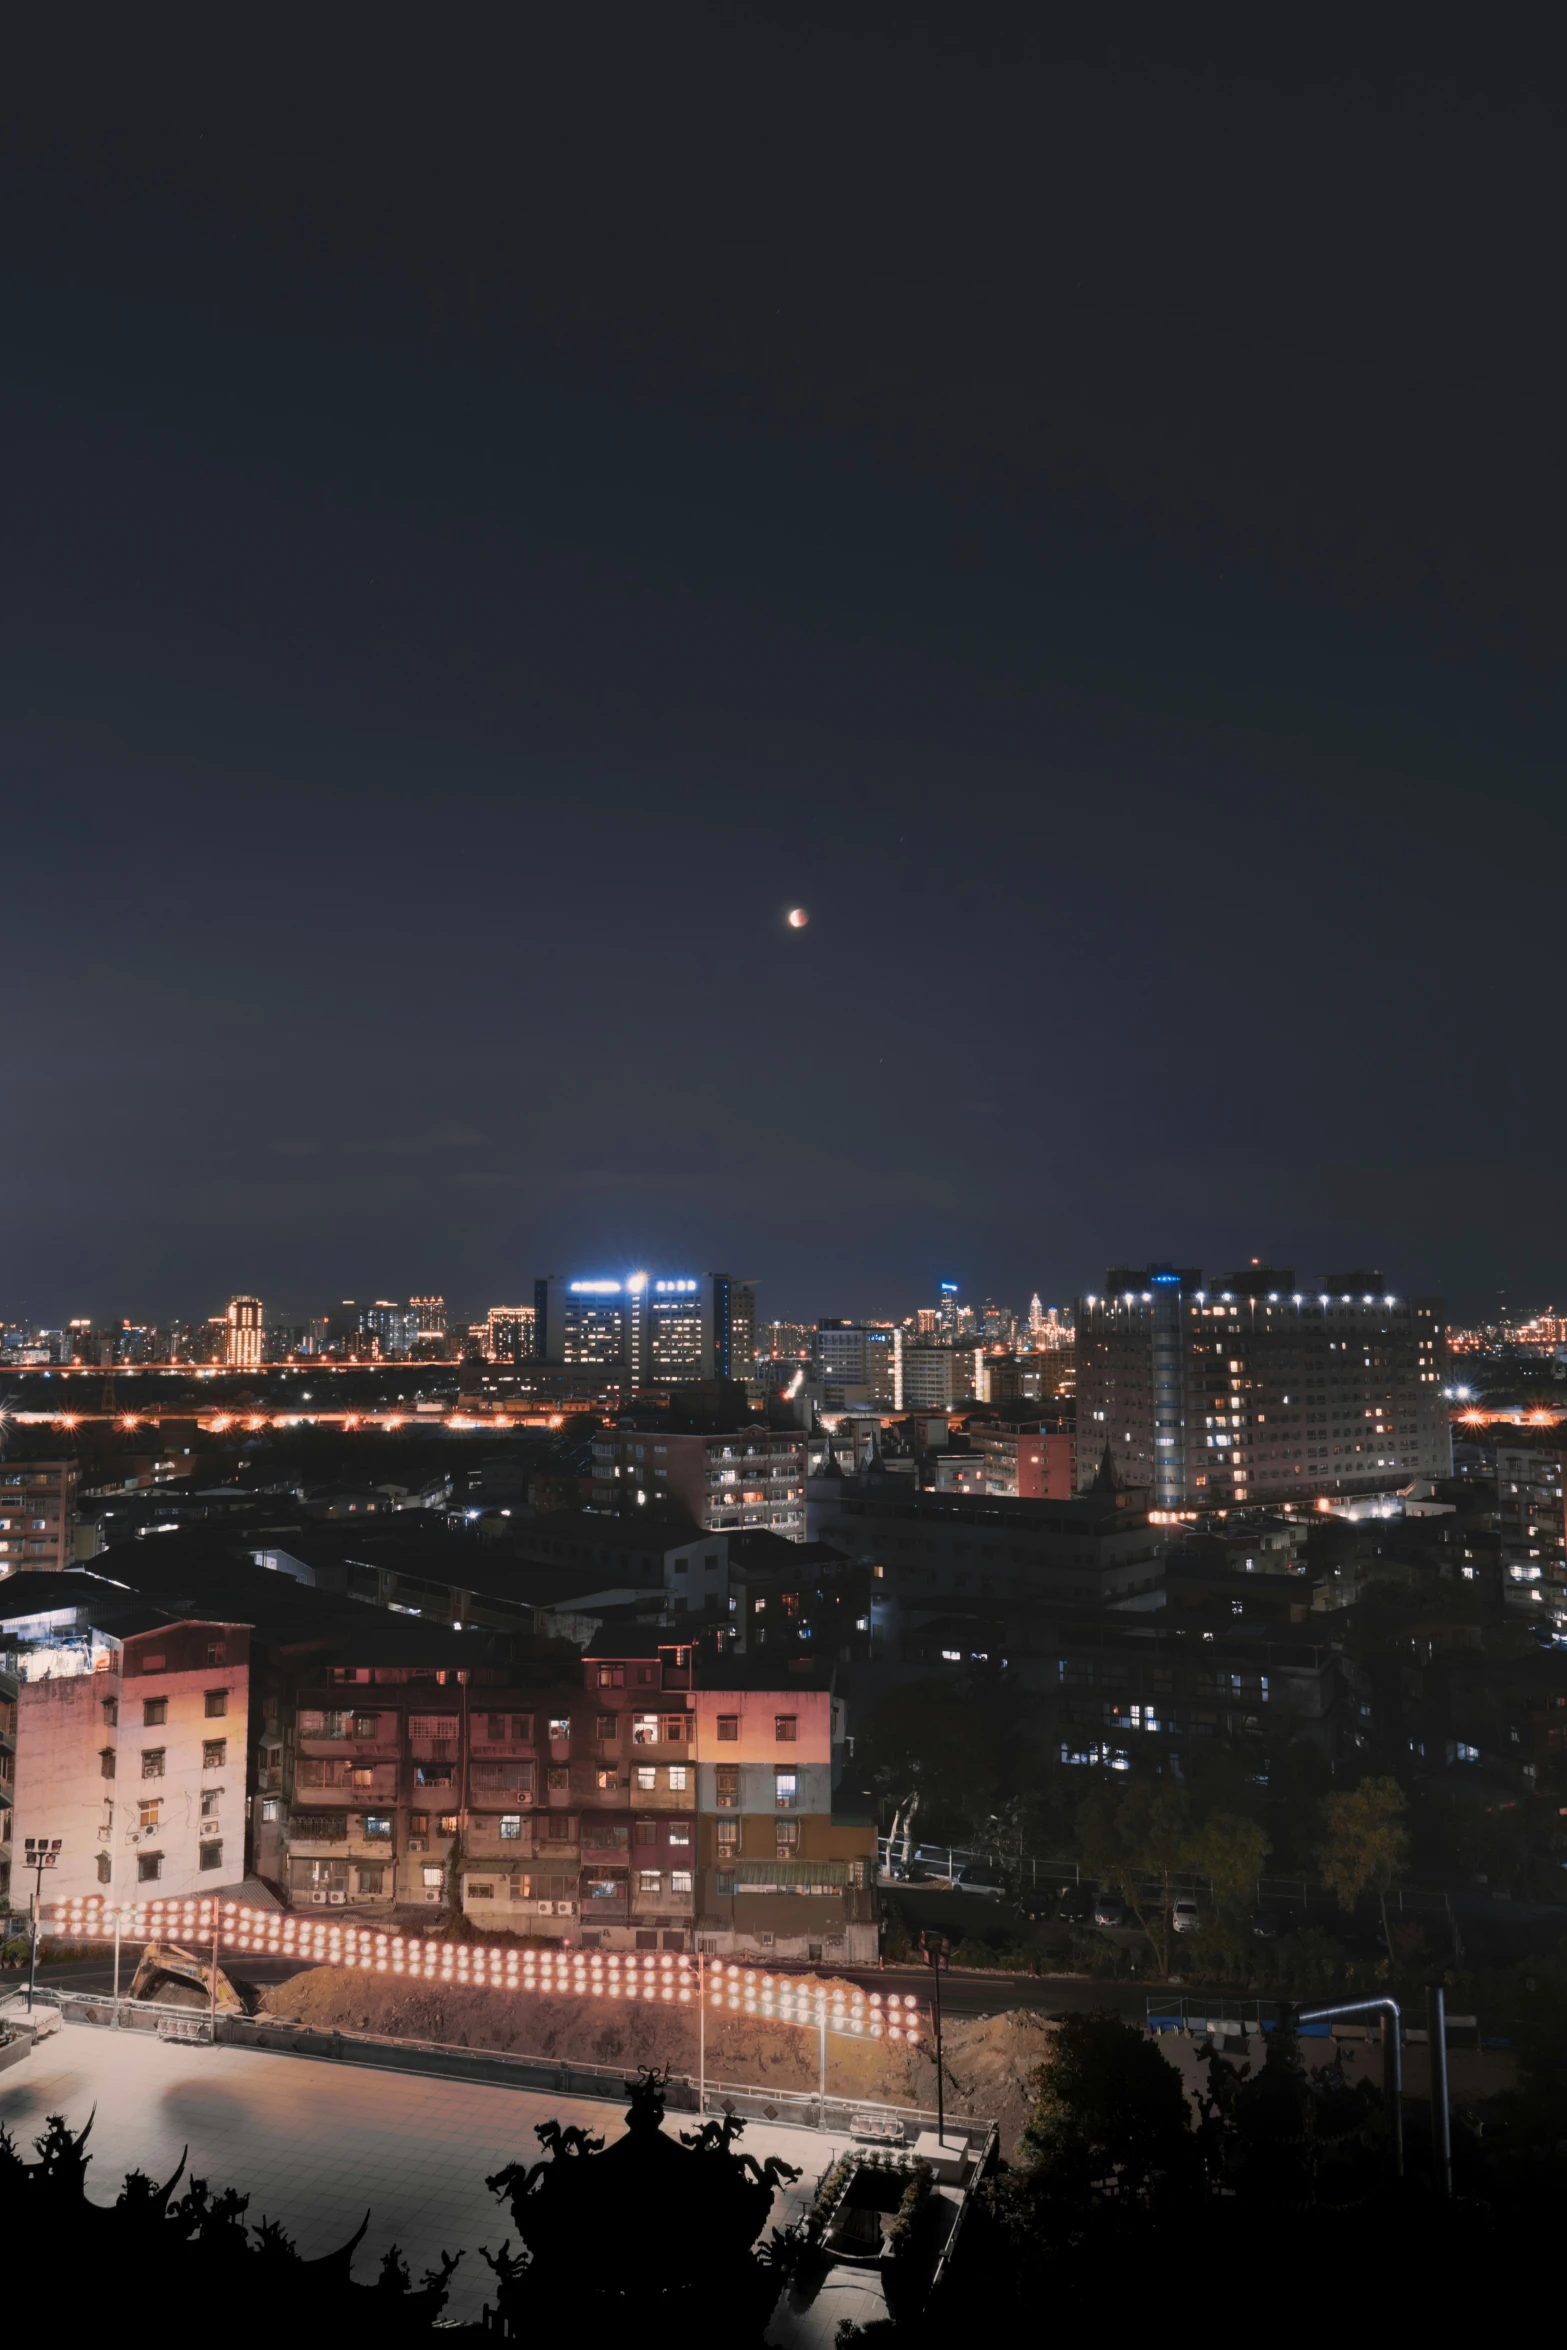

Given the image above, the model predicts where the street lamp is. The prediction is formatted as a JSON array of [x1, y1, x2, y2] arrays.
[[22, 1838, 61, 2014], [698, 1960, 925, 2133], [919, 1931, 951, 2152]]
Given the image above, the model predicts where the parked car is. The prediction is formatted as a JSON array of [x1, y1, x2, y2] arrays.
[[1250, 1909, 1282, 1941], [1092, 1893, 1129, 1929], [1171, 1896, 1202, 1936], [1056, 1887, 1096, 1924], [955, 1864, 1006, 1896], [1017, 1891, 1059, 1922]]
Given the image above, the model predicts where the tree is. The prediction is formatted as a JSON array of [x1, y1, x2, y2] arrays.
[[1077, 1777, 1193, 1974], [1020, 2009, 1200, 2209], [1316, 1776, 1409, 1963], [1198, 2014, 1385, 2213], [1185, 1811, 1271, 1910]]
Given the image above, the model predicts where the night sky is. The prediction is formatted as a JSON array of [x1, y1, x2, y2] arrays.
[[3, 7, 1562, 1327]]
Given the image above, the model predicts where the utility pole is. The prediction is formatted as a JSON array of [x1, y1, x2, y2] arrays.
[[920, 1930, 950, 2148], [22, 1839, 61, 2014], [697, 1951, 706, 2118], [1426, 1982, 1452, 2200]]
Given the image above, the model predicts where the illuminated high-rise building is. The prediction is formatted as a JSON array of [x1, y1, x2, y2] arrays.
[[410, 1295, 448, 1339], [485, 1303, 536, 1361], [1075, 1263, 1450, 1508], [225, 1295, 263, 1370], [534, 1273, 755, 1385]]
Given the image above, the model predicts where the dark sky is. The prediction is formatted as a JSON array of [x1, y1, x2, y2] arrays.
[[3, 5, 1562, 1329]]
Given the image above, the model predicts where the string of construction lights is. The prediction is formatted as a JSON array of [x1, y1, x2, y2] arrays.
[[45, 1895, 924, 2041]]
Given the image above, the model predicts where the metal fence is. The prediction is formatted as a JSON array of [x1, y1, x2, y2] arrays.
[[878, 1836, 1464, 1937]]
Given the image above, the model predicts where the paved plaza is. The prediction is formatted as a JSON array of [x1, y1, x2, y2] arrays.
[[0, 2017, 859, 2331]]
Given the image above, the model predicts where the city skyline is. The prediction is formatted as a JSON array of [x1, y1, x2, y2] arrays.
[[2, 16, 1562, 1328], [6, 1253, 1567, 1342]]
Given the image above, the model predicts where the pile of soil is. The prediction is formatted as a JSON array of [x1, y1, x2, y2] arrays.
[[257, 1967, 1056, 2152], [932, 2006, 1056, 2158], [259, 1966, 926, 2102]]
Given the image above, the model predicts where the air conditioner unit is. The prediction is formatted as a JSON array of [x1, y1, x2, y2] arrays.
[[537, 1900, 554, 1915], [409, 1838, 426, 1852], [328, 1891, 347, 1905], [311, 1891, 328, 1904], [558, 1901, 576, 1916]]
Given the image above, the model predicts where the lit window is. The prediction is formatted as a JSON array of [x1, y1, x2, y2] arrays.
[[438, 1813, 459, 1835], [639, 1870, 662, 1894], [668, 1819, 691, 1846], [499, 1813, 523, 1839], [671, 1869, 693, 1896], [667, 1765, 688, 1791], [636, 1765, 657, 1791], [632, 1713, 660, 1743], [364, 1814, 393, 1840], [422, 1865, 444, 1889], [716, 1819, 739, 1853], [774, 1771, 798, 1810]]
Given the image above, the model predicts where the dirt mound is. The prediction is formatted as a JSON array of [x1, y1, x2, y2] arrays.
[[939, 2007, 1056, 2159], [258, 1966, 936, 2107]]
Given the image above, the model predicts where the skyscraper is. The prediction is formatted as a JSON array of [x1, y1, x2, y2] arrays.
[[485, 1303, 536, 1361], [1075, 1263, 1450, 1508], [534, 1273, 755, 1386], [225, 1295, 263, 1370]]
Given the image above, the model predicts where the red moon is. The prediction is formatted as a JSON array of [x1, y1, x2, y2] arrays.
[[787, 907, 809, 928]]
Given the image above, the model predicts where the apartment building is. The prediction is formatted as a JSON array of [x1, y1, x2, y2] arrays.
[[1494, 1435, 1567, 1598], [692, 1655, 876, 1964], [812, 1322, 902, 1406], [0, 1666, 14, 1901], [255, 1630, 586, 1923], [952, 1424, 1075, 1499], [0, 1454, 79, 1574], [1076, 1263, 1450, 1507], [13, 1616, 252, 1906], [591, 1426, 806, 1540]]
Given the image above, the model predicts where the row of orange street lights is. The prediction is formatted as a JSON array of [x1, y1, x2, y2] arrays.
[[46, 1895, 925, 2126], [7, 1409, 569, 1431]]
